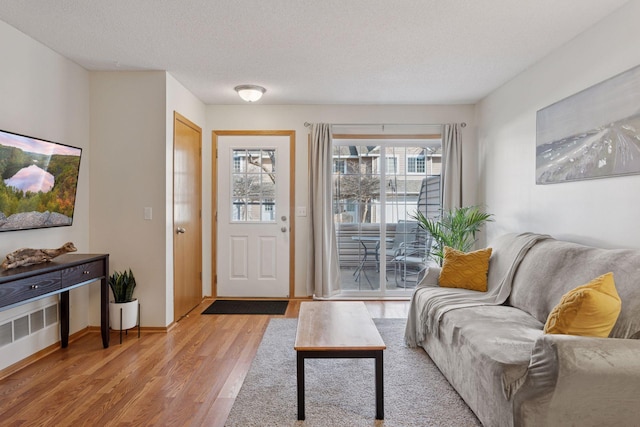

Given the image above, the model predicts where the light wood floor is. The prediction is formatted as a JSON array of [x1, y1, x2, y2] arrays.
[[0, 299, 410, 426]]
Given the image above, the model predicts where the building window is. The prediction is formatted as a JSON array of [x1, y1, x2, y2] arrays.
[[333, 159, 348, 174], [262, 199, 275, 221], [233, 156, 243, 173], [407, 156, 426, 174]]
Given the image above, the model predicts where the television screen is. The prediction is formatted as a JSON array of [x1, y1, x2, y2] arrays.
[[0, 129, 82, 232]]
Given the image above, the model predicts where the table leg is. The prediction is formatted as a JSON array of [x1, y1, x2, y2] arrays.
[[355, 241, 375, 288], [101, 267, 110, 348], [353, 248, 368, 280], [60, 291, 70, 348], [297, 351, 305, 420], [375, 350, 384, 420]]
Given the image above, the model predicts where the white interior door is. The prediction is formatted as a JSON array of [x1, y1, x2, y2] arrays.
[[216, 134, 291, 297]]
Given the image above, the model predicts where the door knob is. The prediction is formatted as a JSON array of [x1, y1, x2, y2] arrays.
[[176, 227, 186, 234], [281, 227, 287, 232]]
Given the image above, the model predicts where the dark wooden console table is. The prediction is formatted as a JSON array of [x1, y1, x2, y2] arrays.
[[0, 253, 110, 348]]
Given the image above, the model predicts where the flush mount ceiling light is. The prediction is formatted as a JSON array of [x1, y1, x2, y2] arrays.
[[234, 84, 266, 102]]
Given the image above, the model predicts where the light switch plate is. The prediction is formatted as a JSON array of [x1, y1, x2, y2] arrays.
[[296, 206, 307, 217], [144, 207, 153, 220]]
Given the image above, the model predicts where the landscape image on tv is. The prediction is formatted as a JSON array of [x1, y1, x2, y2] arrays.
[[0, 129, 81, 232]]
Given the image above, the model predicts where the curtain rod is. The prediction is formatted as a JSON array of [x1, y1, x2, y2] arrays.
[[303, 122, 466, 128]]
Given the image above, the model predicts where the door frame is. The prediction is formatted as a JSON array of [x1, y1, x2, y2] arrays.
[[212, 130, 296, 298]]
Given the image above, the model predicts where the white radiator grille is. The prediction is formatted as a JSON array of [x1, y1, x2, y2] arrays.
[[45, 305, 58, 326], [30, 310, 45, 333], [13, 316, 29, 340], [0, 304, 58, 348], [0, 322, 11, 347]]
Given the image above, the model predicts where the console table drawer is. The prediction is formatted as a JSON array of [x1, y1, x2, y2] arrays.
[[61, 261, 105, 286], [0, 272, 61, 308]]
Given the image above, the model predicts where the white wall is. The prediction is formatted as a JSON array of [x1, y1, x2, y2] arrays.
[[0, 21, 91, 370], [165, 73, 206, 324], [89, 71, 206, 328], [477, 0, 640, 249], [89, 71, 168, 328], [205, 104, 476, 297]]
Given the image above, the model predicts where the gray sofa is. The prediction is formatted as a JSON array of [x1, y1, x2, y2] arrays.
[[405, 232, 640, 427]]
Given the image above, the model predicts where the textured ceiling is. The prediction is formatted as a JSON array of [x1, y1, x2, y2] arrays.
[[0, 0, 629, 105]]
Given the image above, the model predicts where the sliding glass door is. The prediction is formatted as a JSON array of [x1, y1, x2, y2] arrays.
[[333, 135, 441, 296]]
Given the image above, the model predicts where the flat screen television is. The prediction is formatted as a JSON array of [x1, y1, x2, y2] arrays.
[[0, 128, 82, 232]]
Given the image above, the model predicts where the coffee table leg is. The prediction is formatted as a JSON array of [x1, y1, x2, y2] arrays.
[[297, 351, 305, 420], [375, 350, 384, 420]]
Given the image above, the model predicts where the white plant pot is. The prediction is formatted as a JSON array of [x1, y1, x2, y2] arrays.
[[109, 299, 138, 330]]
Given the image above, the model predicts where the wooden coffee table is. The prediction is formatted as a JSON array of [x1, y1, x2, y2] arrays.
[[294, 301, 386, 420]]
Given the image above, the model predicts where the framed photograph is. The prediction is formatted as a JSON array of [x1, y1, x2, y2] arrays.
[[536, 64, 640, 184]]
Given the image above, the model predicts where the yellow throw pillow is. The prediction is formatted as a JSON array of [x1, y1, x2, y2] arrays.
[[544, 272, 621, 337], [438, 246, 492, 292]]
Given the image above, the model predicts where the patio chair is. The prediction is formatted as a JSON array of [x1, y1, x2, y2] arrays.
[[385, 220, 420, 261], [391, 230, 433, 288]]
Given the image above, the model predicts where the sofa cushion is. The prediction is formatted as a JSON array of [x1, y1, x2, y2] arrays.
[[508, 238, 640, 339], [544, 272, 621, 337], [436, 305, 544, 401], [439, 247, 492, 291]]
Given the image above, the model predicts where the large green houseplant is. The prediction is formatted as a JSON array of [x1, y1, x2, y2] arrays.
[[108, 269, 138, 330], [413, 206, 494, 265]]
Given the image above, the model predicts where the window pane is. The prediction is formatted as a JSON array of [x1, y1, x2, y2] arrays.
[[232, 176, 246, 198], [407, 157, 417, 173], [232, 199, 246, 221], [246, 149, 262, 173], [262, 199, 275, 221], [386, 157, 397, 174], [263, 149, 276, 173], [233, 156, 243, 173], [232, 149, 246, 173], [332, 136, 442, 295], [230, 148, 278, 223], [333, 159, 347, 173]]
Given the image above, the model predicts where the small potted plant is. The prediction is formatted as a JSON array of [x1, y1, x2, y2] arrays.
[[413, 206, 494, 266], [108, 269, 138, 330]]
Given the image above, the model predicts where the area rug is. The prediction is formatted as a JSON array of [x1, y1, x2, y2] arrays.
[[202, 300, 288, 315], [225, 318, 481, 426]]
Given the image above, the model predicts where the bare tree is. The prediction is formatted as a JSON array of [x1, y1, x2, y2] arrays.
[[334, 159, 380, 223], [246, 150, 276, 183]]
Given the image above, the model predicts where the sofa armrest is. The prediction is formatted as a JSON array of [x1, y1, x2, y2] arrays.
[[416, 266, 441, 288], [514, 334, 640, 427], [404, 266, 442, 347]]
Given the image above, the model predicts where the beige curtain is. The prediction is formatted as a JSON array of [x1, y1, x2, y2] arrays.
[[306, 123, 341, 298], [441, 123, 463, 210]]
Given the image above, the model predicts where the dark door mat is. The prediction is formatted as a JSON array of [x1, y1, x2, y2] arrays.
[[202, 300, 289, 315]]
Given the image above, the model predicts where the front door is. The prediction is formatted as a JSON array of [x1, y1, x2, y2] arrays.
[[214, 131, 294, 298], [173, 112, 202, 320]]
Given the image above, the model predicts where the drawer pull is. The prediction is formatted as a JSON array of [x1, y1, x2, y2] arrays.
[[30, 285, 39, 289], [83, 270, 90, 274]]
